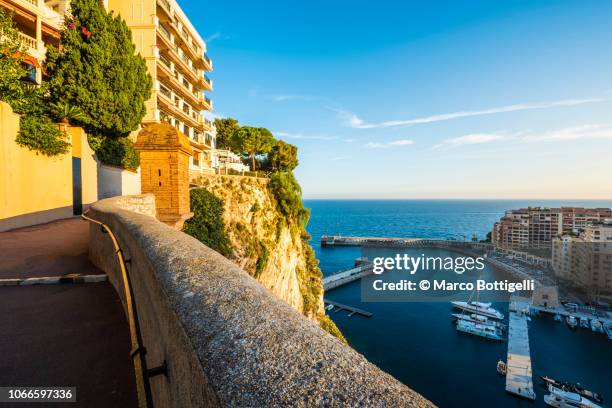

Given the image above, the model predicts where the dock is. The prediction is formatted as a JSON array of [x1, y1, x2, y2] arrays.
[[505, 298, 536, 400], [323, 299, 372, 318], [322, 264, 373, 291]]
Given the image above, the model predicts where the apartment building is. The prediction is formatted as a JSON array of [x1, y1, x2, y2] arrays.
[[492, 207, 612, 249], [1, 0, 67, 83], [552, 220, 612, 303], [105, 0, 215, 176], [214, 149, 250, 175]]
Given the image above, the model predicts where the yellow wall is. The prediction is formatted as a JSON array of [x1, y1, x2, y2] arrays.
[[107, 0, 158, 123], [0, 102, 98, 231]]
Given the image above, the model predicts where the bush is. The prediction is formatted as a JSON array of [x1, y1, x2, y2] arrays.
[[183, 189, 232, 257], [255, 242, 269, 278], [92, 136, 139, 170], [16, 114, 70, 156], [268, 172, 309, 226]]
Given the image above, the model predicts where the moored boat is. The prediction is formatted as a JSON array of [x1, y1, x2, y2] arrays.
[[451, 313, 507, 330], [456, 319, 504, 341], [579, 317, 590, 328], [590, 319, 604, 333], [496, 360, 507, 376], [451, 301, 504, 320], [566, 315, 577, 329], [604, 323, 612, 340], [544, 385, 602, 408], [554, 313, 562, 322], [541, 376, 603, 405]]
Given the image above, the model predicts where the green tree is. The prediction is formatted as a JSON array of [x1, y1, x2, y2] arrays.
[[0, 8, 28, 110], [268, 140, 298, 172], [45, 0, 151, 166], [213, 117, 239, 150], [232, 126, 274, 171]]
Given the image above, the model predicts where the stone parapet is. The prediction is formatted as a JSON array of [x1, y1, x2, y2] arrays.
[[87, 195, 433, 408]]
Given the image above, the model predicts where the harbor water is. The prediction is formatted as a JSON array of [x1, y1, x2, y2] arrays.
[[305, 199, 612, 408]]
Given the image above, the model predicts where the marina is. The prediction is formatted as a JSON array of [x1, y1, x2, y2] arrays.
[[308, 199, 612, 407]]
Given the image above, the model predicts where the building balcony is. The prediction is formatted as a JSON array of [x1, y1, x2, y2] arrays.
[[156, 0, 172, 22], [199, 94, 212, 111], [157, 92, 203, 131], [157, 62, 207, 111]]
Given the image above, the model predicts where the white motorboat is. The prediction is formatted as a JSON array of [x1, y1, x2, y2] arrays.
[[566, 315, 578, 329], [455, 319, 504, 341], [452, 313, 506, 330], [451, 301, 504, 320], [544, 385, 602, 408], [590, 319, 604, 333], [554, 314, 562, 322], [496, 360, 507, 376]]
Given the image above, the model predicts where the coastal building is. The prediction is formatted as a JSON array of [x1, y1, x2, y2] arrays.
[[105, 0, 215, 175], [213, 149, 250, 175], [492, 207, 612, 250], [552, 220, 612, 303], [0, 0, 67, 83]]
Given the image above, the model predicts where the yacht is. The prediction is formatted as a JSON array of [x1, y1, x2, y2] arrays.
[[451, 301, 504, 320], [452, 313, 506, 330], [455, 319, 504, 341], [541, 376, 603, 405], [590, 319, 604, 333], [566, 315, 578, 329], [544, 385, 602, 408]]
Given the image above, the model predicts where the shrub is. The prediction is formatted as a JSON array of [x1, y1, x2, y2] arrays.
[[255, 242, 269, 278], [92, 136, 140, 171], [16, 114, 70, 156], [183, 189, 232, 257], [268, 172, 309, 226]]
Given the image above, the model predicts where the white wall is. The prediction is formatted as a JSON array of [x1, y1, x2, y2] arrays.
[[98, 164, 141, 199]]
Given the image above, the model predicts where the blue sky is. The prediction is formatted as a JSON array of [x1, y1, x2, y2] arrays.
[[181, 0, 612, 199]]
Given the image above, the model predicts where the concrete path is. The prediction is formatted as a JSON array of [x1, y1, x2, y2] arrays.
[[0, 218, 137, 407]]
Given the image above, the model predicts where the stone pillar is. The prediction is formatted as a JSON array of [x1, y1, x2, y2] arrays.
[[134, 123, 193, 229]]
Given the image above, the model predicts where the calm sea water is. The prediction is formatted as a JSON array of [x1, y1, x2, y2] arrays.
[[304, 200, 612, 408]]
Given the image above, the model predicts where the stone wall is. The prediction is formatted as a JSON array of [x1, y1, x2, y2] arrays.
[[87, 195, 433, 408]]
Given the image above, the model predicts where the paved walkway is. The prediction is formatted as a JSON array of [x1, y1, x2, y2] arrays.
[[0, 218, 137, 407]]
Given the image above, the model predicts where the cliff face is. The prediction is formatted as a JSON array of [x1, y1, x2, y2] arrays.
[[194, 175, 323, 320]]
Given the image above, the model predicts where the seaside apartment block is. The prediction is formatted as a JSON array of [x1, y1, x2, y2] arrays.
[[0, 0, 67, 83], [104, 0, 216, 177], [492, 207, 612, 249], [552, 220, 612, 303]]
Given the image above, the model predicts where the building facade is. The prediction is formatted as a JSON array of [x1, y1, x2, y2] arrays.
[[552, 220, 612, 303], [213, 149, 250, 175], [1, 0, 67, 83], [492, 207, 612, 249], [105, 0, 215, 177]]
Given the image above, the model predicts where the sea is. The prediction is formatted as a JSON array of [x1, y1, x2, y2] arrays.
[[304, 199, 612, 408]]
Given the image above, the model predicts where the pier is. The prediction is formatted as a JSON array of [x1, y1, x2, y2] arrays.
[[321, 235, 492, 250], [322, 263, 373, 291], [324, 299, 373, 318], [505, 298, 536, 400]]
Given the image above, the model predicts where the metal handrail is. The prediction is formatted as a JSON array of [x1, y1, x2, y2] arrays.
[[81, 213, 160, 408]]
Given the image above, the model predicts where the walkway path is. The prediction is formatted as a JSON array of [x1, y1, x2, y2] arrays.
[[0, 218, 137, 407]]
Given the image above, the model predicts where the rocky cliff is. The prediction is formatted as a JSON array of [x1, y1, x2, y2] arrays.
[[191, 174, 344, 341]]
